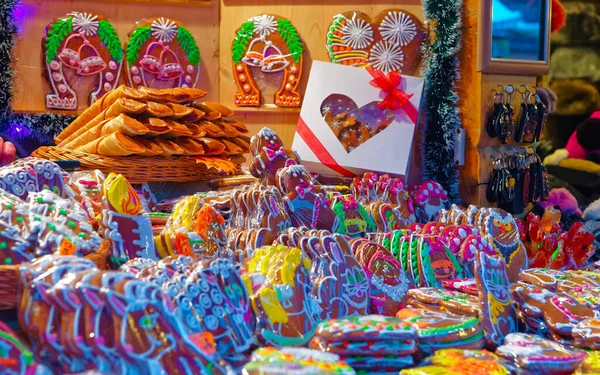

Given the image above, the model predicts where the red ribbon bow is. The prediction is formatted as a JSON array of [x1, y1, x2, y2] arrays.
[[367, 69, 419, 125]]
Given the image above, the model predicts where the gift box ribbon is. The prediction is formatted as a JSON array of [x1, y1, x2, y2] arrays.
[[297, 116, 355, 177], [368, 68, 419, 125]]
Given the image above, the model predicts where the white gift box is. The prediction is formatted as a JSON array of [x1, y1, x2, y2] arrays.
[[292, 61, 424, 179]]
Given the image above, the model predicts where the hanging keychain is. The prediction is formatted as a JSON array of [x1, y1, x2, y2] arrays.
[[486, 90, 505, 138], [498, 85, 515, 144], [539, 153, 550, 201], [534, 89, 548, 143], [487, 156, 501, 203], [514, 86, 529, 143]]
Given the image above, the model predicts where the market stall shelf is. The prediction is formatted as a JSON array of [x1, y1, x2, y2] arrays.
[[231, 14, 304, 108], [43, 12, 123, 111], [124, 17, 201, 89], [326, 9, 425, 75]]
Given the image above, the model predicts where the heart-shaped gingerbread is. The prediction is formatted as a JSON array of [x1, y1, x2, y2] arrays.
[[320, 94, 395, 153], [326, 9, 425, 75]]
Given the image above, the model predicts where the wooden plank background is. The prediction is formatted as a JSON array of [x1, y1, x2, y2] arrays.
[[11, 0, 427, 181]]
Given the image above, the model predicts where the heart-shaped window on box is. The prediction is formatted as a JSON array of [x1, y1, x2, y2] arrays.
[[320, 93, 395, 153]]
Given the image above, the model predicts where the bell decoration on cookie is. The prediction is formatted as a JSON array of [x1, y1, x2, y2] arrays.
[[124, 17, 200, 89], [43, 12, 123, 110], [326, 9, 425, 75], [232, 14, 304, 107]]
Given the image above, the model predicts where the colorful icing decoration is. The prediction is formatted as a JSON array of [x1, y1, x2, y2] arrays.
[[276, 165, 337, 231], [332, 195, 376, 238], [315, 315, 417, 342], [244, 245, 319, 346], [244, 346, 356, 375], [124, 17, 200, 89], [483, 208, 528, 282], [407, 287, 480, 316], [474, 250, 517, 349], [410, 181, 449, 223], [173, 258, 254, 362], [326, 10, 425, 75], [43, 12, 123, 110], [0, 321, 52, 375], [0, 158, 69, 200], [102, 173, 157, 261], [232, 14, 304, 107], [250, 127, 299, 185], [396, 308, 485, 354], [193, 205, 228, 258], [416, 236, 463, 288], [496, 333, 587, 374], [401, 349, 510, 375]]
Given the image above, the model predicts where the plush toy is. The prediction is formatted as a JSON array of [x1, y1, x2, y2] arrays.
[[545, 111, 600, 165], [551, 0, 566, 33], [584, 198, 600, 221], [540, 188, 582, 216]]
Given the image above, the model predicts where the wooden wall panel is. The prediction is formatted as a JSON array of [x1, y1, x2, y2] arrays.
[[218, 0, 424, 148], [11, 0, 219, 114]]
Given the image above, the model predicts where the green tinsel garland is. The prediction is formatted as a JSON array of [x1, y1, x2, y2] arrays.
[[0, 0, 74, 145], [421, 0, 463, 203]]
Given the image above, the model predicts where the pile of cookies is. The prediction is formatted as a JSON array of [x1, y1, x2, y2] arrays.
[[310, 315, 419, 373], [55, 85, 249, 162]]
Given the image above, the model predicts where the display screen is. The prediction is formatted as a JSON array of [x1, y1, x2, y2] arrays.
[[490, 0, 546, 61]]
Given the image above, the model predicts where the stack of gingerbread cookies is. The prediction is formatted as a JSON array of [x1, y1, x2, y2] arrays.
[[309, 316, 419, 374], [55, 85, 249, 162]]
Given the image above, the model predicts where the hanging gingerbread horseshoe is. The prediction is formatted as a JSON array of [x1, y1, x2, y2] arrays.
[[231, 14, 304, 107], [43, 12, 123, 111], [124, 17, 200, 89]]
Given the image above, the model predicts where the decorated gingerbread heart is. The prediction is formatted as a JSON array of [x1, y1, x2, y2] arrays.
[[124, 17, 200, 89], [232, 14, 304, 107], [43, 12, 123, 110], [326, 10, 425, 75]]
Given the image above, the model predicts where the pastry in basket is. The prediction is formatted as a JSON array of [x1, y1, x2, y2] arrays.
[[220, 117, 249, 134], [178, 137, 206, 156], [154, 137, 185, 156], [192, 101, 222, 120], [221, 139, 244, 156], [215, 120, 241, 137], [138, 86, 207, 103], [201, 101, 234, 117], [136, 137, 164, 156], [77, 132, 146, 156], [185, 123, 208, 138], [198, 121, 226, 137], [141, 117, 172, 136], [98, 114, 150, 137], [58, 98, 147, 147], [55, 85, 145, 144], [167, 103, 194, 119], [181, 107, 206, 122], [163, 120, 194, 138], [144, 101, 174, 118], [230, 136, 250, 151], [197, 137, 226, 155]]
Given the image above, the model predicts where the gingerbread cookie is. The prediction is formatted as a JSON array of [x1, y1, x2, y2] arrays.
[[483, 209, 528, 282], [315, 315, 417, 342], [331, 195, 376, 238], [250, 127, 299, 184], [474, 250, 517, 349], [411, 181, 449, 223], [496, 333, 587, 374], [407, 287, 480, 316], [124, 17, 200, 89], [326, 10, 424, 75], [401, 349, 509, 375], [243, 347, 355, 375], [232, 14, 304, 107]]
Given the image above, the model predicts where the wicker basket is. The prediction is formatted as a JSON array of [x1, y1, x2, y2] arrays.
[[32, 147, 241, 184], [0, 240, 111, 310]]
